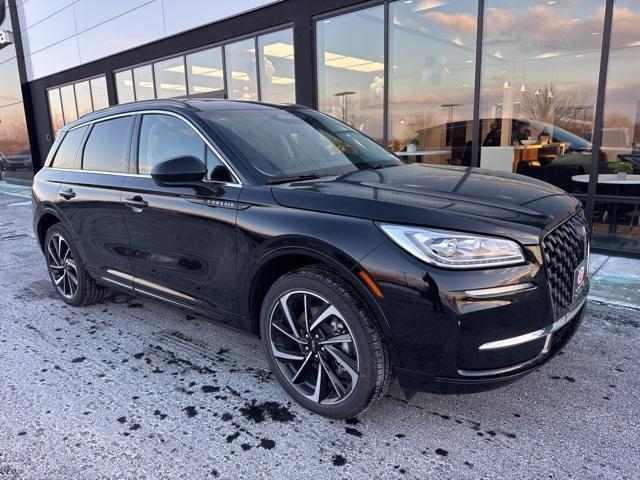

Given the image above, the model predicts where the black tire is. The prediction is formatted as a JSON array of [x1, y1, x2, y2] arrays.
[[260, 265, 392, 419], [44, 223, 109, 307]]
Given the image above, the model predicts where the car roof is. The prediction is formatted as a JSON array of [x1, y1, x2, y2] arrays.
[[60, 98, 309, 132]]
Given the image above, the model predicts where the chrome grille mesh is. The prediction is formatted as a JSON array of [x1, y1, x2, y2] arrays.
[[542, 210, 589, 316]]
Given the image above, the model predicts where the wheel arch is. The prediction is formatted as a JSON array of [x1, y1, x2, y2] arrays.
[[36, 209, 63, 251], [246, 246, 398, 363]]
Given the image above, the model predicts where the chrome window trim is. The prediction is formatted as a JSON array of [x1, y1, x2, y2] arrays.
[[49, 109, 243, 185], [41, 166, 241, 188]]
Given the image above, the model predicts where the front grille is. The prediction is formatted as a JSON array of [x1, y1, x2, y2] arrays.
[[542, 210, 589, 316]]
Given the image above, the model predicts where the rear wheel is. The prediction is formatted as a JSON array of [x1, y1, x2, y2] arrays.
[[260, 266, 392, 418], [44, 224, 108, 306]]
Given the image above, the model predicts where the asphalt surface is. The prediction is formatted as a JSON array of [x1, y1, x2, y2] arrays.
[[1, 200, 639, 479]]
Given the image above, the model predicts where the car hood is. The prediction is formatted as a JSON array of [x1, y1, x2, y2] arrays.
[[270, 164, 580, 245]]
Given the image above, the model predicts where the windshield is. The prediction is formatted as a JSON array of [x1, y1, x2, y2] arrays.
[[198, 107, 403, 182]]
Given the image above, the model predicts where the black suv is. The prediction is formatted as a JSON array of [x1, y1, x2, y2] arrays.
[[33, 100, 590, 418]]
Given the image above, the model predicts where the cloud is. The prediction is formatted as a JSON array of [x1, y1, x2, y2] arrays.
[[424, 11, 477, 35]]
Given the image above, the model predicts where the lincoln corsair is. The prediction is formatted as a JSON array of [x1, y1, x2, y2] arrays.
[[33, 99, 590, 418]]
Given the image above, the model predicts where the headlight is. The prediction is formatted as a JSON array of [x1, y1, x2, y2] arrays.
[[378, 223, 525, 269]]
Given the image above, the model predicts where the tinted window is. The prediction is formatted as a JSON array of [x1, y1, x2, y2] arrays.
[[90, 77, 109, 110], [198, 108, 401, 181], [74, 81, 93, 117], [186, 47, 224, 95], [82, 117, 133, 173], [154, 56, 186, 98], [50, 126, 88, 169], [134, 65, 155, 101], [60, 84, 78, 124], [225, 38, 258, 101], [115, 70, 135, 104], [48, 89, 65, 135], [138, 114, 223, 179]]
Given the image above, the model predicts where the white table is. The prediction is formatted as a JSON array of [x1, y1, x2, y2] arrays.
[[571, 174, 640, 233], [571, 174, 640, 185], [395, 150, 450, 163]]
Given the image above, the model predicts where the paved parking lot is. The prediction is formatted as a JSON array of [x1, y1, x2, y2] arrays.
[[0, 198, 639, 479]]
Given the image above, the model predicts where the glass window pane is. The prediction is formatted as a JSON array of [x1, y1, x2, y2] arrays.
[[115, 70, 135, 104], [91, 76, 109, 110], [138, 114, 205, 174], [51, 126, 87, 169], [186, 47, 224, 95], [258, 28, 295, 104], [133, 64, 155, 101], [388, 0, 477, 166], [82, 117, 133, 173], [225, 38, 258, 101], [60, 84, 78, 124], [316, 6, 385, 143], [74, 81, 93, 117], [48, 89, 65, 135], [479, 0, 604, 189], [154, 56, 187, 99], [0, 103, 33, 183], [592, 0, 640, 254]]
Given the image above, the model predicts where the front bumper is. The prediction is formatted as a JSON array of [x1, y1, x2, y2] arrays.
[[357, 239, 588, 394]]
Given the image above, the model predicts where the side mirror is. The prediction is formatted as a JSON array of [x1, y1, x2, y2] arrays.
[[151, 155, 207, 185]]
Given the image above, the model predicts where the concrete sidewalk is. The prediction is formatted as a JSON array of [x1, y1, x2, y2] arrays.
[[0, 180, 638, 308], [589, 254, 640, 309]]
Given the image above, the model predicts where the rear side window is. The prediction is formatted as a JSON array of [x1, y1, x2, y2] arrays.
[[82, 116, 133, 173], [137, 114, 224, 179], [50, 126, 88, 169]]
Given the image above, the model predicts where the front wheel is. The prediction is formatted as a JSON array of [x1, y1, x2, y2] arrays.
[[260, 266, 392, 419]]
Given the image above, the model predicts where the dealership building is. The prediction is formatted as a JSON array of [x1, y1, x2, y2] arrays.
[[0, 0, 639, 256]]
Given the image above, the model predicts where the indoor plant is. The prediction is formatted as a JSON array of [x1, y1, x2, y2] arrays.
[[407, 137, 420, 153], [611, 159, 633, 180]]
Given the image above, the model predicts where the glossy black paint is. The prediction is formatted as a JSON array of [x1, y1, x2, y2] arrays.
[[32, 99, 587, 394], [151, 155, 207, 184]]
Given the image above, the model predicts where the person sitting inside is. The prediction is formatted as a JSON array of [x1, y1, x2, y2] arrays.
[[512, 121, 531, 145], [483, 122, 501, 146]]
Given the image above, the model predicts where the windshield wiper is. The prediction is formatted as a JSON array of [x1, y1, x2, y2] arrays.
[[266, 174, 321, 185]]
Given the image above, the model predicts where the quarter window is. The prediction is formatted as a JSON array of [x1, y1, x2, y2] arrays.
[[82, 117, 133, 173], [137, 114, 224, 180], [50, 126, 88, 169]]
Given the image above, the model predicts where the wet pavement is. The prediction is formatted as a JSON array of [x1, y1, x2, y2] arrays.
[[0, 197, 639, 479]]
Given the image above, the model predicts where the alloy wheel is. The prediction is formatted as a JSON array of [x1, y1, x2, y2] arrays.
[[269, 290, 360, 405], [47, 233, 79, 299]]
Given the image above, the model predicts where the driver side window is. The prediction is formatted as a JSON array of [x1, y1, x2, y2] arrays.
[[137, 113, 225, 180]]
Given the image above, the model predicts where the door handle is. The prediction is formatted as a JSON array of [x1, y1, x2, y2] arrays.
[[58, 188, 76, 200], [124, 195, 148, 210]]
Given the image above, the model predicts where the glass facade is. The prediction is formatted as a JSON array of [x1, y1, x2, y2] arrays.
[[46, 75, 110, 136], [186, 47, 224, 95], [114, 28, 296, 105], [591, 0, 640, 253], [225, 38, 259, 101], [0, 5, 32, 184], [388, 0, 478, 164], [154, 56, 187, 99], [316, 6, 385, 142], [11, 0, 636, 257], [258, 29, 296, 104], [312, 0, 640, 256], [479, 0, 604, 185]]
